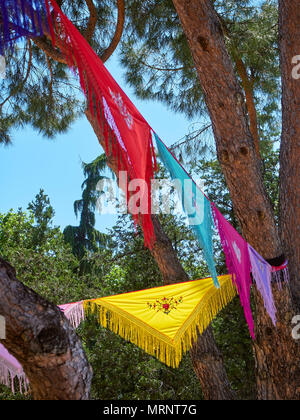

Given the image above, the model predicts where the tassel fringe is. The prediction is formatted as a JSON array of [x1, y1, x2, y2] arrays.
[[271, 261, 290, 290], [0, 0, 50, 54], [63, 301, 85, 329], [0, 356, 28, 394], [84, 278, 237, 368]]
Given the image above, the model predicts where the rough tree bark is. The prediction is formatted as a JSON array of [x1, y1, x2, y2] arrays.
[[279, 0, 300, 309], [172, 0, 299, 400], [0, 258, 93, 400], [86, 108, 236, 400]]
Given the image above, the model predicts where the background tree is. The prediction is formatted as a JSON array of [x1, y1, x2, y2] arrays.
[[63, 154, 112, 271], [0, 193, 93, 399]]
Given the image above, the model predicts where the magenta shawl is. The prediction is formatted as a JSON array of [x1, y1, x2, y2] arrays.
[[211, 204, 255, 339]]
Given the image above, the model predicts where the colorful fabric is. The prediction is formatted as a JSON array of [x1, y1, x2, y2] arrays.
[[211, 204, 255, 339], [59, 300, 85, 329], [0, 0, 50, 54], [271, 259, 289, 289], [44, 0, 157, 248], [155, 134, 219, 288], [0, 300, 84, 394], [0, 343, 28, 394], [248, 245, 276, 326], [84, 275, 236, 368]]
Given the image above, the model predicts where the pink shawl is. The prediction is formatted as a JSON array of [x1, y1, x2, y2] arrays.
[[211, 204, 255, 339]]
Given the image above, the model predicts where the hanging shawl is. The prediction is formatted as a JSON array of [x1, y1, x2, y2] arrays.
[[271, 259, 289, 289], [155, 134, 219, 288], [43, 0, 157, 248], [248, 245, 276, 326], [59, 300, 85, 329], [0, 0, 50, 54], [0, 344, 28, 394], [211, 203, 255, 339], [84, 275, 236, 368], [0, 301, 84, 394]]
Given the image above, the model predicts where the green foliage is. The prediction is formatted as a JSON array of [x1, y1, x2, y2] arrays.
[[121, 0, 205, 119], [212, 297, 256, 400], [81, 315, 202, 400], [122, 0, 279, 118], [0, 0, 122, 142], [0, 43, 81, 143]]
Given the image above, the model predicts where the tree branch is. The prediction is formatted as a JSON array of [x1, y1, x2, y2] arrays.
[[0, 39, 32, 110], [0, 257, 92, 400], [100, 0, 125, 63], [32, 36, 68, 64], [233, 55, 260, 159], [46, 54, 54, 96], [84, 0, 98, 43], [140, 60, 186, 72]]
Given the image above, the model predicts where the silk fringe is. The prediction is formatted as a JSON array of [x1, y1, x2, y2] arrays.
[[84, 278, 237, 368], [0, 357, 28, 395]]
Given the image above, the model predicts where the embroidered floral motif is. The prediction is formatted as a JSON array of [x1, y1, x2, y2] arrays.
[[109, 88, 134, 130], [147, 296, 183, 315]]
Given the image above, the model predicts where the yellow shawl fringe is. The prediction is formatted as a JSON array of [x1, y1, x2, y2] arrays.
[[84, 276, 237, 368]]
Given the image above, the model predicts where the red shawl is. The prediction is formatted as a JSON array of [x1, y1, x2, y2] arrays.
[[45, 0, 157, 247]]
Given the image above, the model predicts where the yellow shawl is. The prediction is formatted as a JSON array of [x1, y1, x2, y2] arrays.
[[84, 275, 236, 368]]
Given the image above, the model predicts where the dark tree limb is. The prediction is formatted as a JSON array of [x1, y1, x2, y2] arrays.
[[233, 55, 260, 159], [0, 257, 92, 400], [279, 0, 300, 308], [100, 0, 125, 63], [84, 0, 98, 43]]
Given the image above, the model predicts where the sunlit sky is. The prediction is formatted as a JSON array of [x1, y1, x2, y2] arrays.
[[0, 53, 194, 233]]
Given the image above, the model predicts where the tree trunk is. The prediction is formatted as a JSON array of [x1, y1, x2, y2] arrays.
[[190, 328, 235, 400], [279, 0, 300, 309], [172, 0, 300, 400], [0, 257, 92, 400], [85, 108, 236, 400]]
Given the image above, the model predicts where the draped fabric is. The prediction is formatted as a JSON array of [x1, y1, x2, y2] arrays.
[[44, 0, 157, 248], [0, 343, 28, 394], [59, 300, 85, 329], [0, 0, 49, 54], [271, 259, 289, 288], [248, 245, 276, 326], [84, 275, 236, 368], [155, 134, 219, 288], [211, 204, 255, 339], [0, 301, 84, 394]]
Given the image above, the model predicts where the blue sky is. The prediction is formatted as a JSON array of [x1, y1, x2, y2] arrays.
[[0, 54, 193, 234]]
